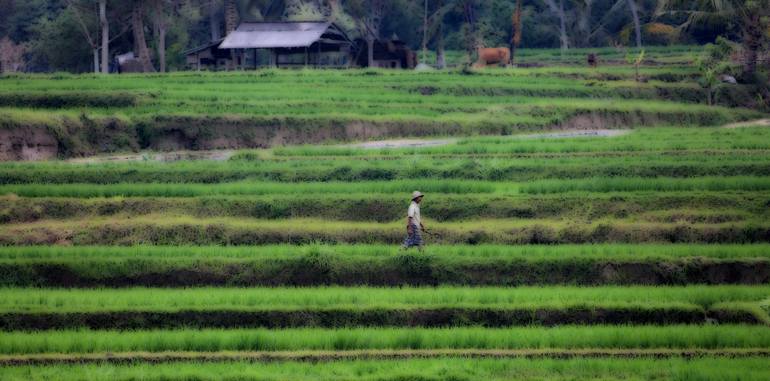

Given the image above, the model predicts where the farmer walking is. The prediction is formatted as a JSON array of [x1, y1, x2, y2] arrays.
[[402, 191, 426, 250]]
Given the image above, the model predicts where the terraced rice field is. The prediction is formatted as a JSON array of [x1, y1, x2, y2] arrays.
[[1, 48, 769, 380]]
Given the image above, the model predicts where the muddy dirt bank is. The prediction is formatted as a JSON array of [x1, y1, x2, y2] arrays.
[[0, 111, 746, 161]]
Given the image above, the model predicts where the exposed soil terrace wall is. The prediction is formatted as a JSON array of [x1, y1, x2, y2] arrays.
[[0, 109, 750, 160], [0, 128, 58, 161], [0, 306, 761, 331], [1, 195, 766, 224], [2, 220, 769, 246], [2, 259, 767, 287]]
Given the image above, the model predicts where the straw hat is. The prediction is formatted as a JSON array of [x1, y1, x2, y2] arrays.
[[411, 191, 424, 200]]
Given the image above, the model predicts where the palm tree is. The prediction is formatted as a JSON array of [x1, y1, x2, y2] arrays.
[[657, 0, 769, 76]]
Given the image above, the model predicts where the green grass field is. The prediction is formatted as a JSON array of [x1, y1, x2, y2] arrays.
[[1, 47, 769, 380], [3, 357, 770, 381], [0, 286, 767, 329], [4, 285, 768, 311], [0, 244, 767, 288], [4, 326, 770, 354]]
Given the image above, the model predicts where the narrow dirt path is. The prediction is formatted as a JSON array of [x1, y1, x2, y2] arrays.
[[348, 138, 458, 149], [347, 129, 631, 149], [511, 129, 631, 139], [723, 119, 770, 129], [62, 129, 635, 161]]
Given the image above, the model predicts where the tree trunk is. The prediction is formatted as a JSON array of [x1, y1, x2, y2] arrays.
[[510, 0, 522, 65], [132, 0, 155, 72], [558, 0, 568, 52], [626, 0, 642, 48], [99, 0, 109, 73], [743, 44, 758, 77], [366, 36, 374, 67], [509, 14, 515, 64], [421, 0, 428, 61], [578, 0, 593, 47], [436, 23, 445, 69], [742, 13, 762, 77], [209, 0, 220, 41], [544, 0, 569, 52], [225, 0, 239, 34], [462, 1, 478, 61], [362, 0, 383, 67], [158, 22, 166, 72], [154, 0, 166, 73], [93, 48, 99, 73], [224, 0, 238, 69]]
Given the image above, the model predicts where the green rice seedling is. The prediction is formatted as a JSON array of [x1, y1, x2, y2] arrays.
[[0, 285, 767, 313], [273, 127, 770, 157], [0, 65, 764, 159], [1, 326, 769, 354], [0, 285, 766, 328], [4, 153, 770, 184], [519, 176, 770, 194], [2, 357, 769, 381], [3, 244, 767, 287], [2, 177, 770, 198], [3, 127, 770, 185], [0, 180, 501, 198], [3, 244, 769, 261], [0, 192, 767, 223], [2, 215, 769, 246]]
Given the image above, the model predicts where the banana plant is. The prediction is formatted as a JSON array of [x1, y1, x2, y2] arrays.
[[656, 0, 770, 76], [625, 48, 644, 82]]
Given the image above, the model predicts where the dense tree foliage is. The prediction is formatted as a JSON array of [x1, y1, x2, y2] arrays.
[[0, 0, 765, 73]]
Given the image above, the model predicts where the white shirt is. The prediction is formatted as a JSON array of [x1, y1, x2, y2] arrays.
[[408, 201, 421, 226]]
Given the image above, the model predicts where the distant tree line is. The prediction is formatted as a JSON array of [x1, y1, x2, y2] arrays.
[[0, 0, 767, 74]]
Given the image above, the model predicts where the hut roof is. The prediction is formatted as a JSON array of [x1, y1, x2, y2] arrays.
[[182, 38, 225, 56], [219, 22, 348, 49]]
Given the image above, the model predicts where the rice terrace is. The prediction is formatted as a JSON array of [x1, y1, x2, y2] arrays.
[[1, 0, 770, 380]]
